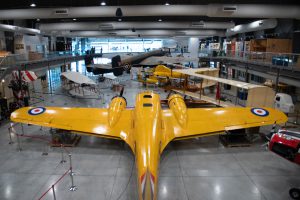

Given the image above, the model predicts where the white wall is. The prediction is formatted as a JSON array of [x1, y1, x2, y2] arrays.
[[14, 33, 49, 57]]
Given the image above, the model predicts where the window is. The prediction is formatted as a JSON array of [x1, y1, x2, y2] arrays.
[[143, 95, 152, 98], [143, 103, 153, 107]]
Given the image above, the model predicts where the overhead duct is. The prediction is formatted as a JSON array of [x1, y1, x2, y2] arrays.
[[0, 4, 299, 19], [56, 29, 225, 37], [0, 24, 41, 35], [38, 21, 235, 31], [226, 19, 278, 36]]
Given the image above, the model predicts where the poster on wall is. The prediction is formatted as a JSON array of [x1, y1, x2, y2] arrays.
[[209, 43, 220, 50], [14, 34, 25, 50]]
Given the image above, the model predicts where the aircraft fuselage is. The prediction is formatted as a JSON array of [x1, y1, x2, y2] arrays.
[[133, 92, 162, 200]]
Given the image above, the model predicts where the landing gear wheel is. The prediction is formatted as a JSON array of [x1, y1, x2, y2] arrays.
[[286, 149, 296, 161], [289, 188, 300, 199]]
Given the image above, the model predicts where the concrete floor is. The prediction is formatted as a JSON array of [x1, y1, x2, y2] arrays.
[[0, 66, 300, 200]]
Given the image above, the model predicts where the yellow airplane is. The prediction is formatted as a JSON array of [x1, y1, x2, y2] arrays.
[[10, 91, 287, 200], [138, 65, 185, 85]]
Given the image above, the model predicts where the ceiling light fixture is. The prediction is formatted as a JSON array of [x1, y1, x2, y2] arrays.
[[158, 19, 162, 22], [30, 3, 36, 7], [165, 2, 170, 5], [118, 18, 122, 22], [73, 18, 77, 21], [36, 18, 40, 22], [100, 1, 106, 6]]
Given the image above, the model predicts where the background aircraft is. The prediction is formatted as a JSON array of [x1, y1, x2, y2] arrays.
[[84, 49, 166, 76], [10, 91, 287, 200], [61, 71, 99, 97]]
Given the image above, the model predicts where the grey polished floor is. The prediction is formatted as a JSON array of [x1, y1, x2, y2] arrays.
[[0, 71, 299, 200]]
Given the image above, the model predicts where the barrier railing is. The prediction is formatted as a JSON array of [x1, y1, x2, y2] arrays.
[[8, 123, 77, 200], [0, 50, 85, 67], [199, 49, 300, 71]]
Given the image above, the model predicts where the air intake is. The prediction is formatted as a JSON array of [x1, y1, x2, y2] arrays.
[[174, 31, 186, 36], [108, 32, 117, 36], [99, 23, 113, 30], [222, 6, 237, 12], [53, 8, 69, 15], [191, 21, 205, 27]]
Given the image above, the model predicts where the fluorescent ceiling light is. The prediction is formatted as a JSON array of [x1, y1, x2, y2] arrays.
[[158, 19, 162, 22], [100, 1, 106, 6], [165, 2, 170, 5], [73, 18, 77, 21], [30, 3, 36, 7], [118, 18, 122, 22]]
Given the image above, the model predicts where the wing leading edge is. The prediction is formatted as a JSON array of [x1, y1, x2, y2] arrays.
[[10, 107, 134, 151], [161, 107, 288, 151]]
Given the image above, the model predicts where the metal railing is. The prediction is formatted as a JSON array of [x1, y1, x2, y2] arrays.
[[0, 50, 86, 67], [199, 49, 300, 71]]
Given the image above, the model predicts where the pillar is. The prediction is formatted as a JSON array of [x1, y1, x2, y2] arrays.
[[188, 37, 200, 68]]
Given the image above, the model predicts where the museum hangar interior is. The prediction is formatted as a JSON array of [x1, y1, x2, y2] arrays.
[[0, 1, 300, 200]]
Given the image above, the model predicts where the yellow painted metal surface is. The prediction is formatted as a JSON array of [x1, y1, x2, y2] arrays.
[[153, 65, 184, 79], [139, 65, 186, 85], [10, 92, 288, 200]]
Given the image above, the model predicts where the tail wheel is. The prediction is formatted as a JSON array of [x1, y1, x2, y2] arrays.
[[289, 188, 300, 200]]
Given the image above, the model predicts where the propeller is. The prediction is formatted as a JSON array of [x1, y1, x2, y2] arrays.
[[111, 84, 127, 105], [119, 85, 124, 97]]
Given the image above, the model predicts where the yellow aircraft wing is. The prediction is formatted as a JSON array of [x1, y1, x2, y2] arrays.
[[161, 107, 287, 151], [10, 106, 134, 150]]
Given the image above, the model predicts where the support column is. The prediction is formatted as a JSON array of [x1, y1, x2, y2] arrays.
[[188, 37, 199, 68]]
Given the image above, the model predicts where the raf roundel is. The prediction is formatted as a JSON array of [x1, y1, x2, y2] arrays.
[[28, 107, 46, 115], [251, 108, 269, 117]]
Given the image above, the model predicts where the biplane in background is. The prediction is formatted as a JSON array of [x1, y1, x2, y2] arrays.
[[138, 67, 219, 94], [172, 68, 276, 108]]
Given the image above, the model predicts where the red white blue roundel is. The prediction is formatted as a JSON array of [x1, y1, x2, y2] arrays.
[[28, 107, 46, 115], [251, 108, 269, 117]]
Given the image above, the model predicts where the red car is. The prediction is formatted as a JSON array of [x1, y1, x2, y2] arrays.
[[269, 129, 300, 165], [268, 129, 300, 199]]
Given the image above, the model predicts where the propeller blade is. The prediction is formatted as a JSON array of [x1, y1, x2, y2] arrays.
[[119, 86, 124, 97]]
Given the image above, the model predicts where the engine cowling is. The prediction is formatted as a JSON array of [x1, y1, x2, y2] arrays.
[[168, 94, 187, 128], [108, 97, 127, 127]]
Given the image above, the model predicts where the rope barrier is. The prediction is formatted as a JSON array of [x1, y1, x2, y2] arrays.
[[37, 167, 71, 200], [8, 123, 76, 199]]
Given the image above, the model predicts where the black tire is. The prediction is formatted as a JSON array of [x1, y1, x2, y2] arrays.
[[289, 188, 300, 200]]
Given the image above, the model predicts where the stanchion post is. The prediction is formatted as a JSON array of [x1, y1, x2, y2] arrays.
[[68, 154, 75, 176], [42, 143, 48, 156], [60, 144, 66, 163], [8, 127, 14, 144], [52, 185, 56, 200], [69, 169, 77, 191], [21, 124, 25, 136], [16, 134, 22, 151]]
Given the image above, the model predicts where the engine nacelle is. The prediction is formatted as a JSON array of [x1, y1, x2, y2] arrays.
[[108, 97, 127, 127], [168, 94, 187, 128]]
